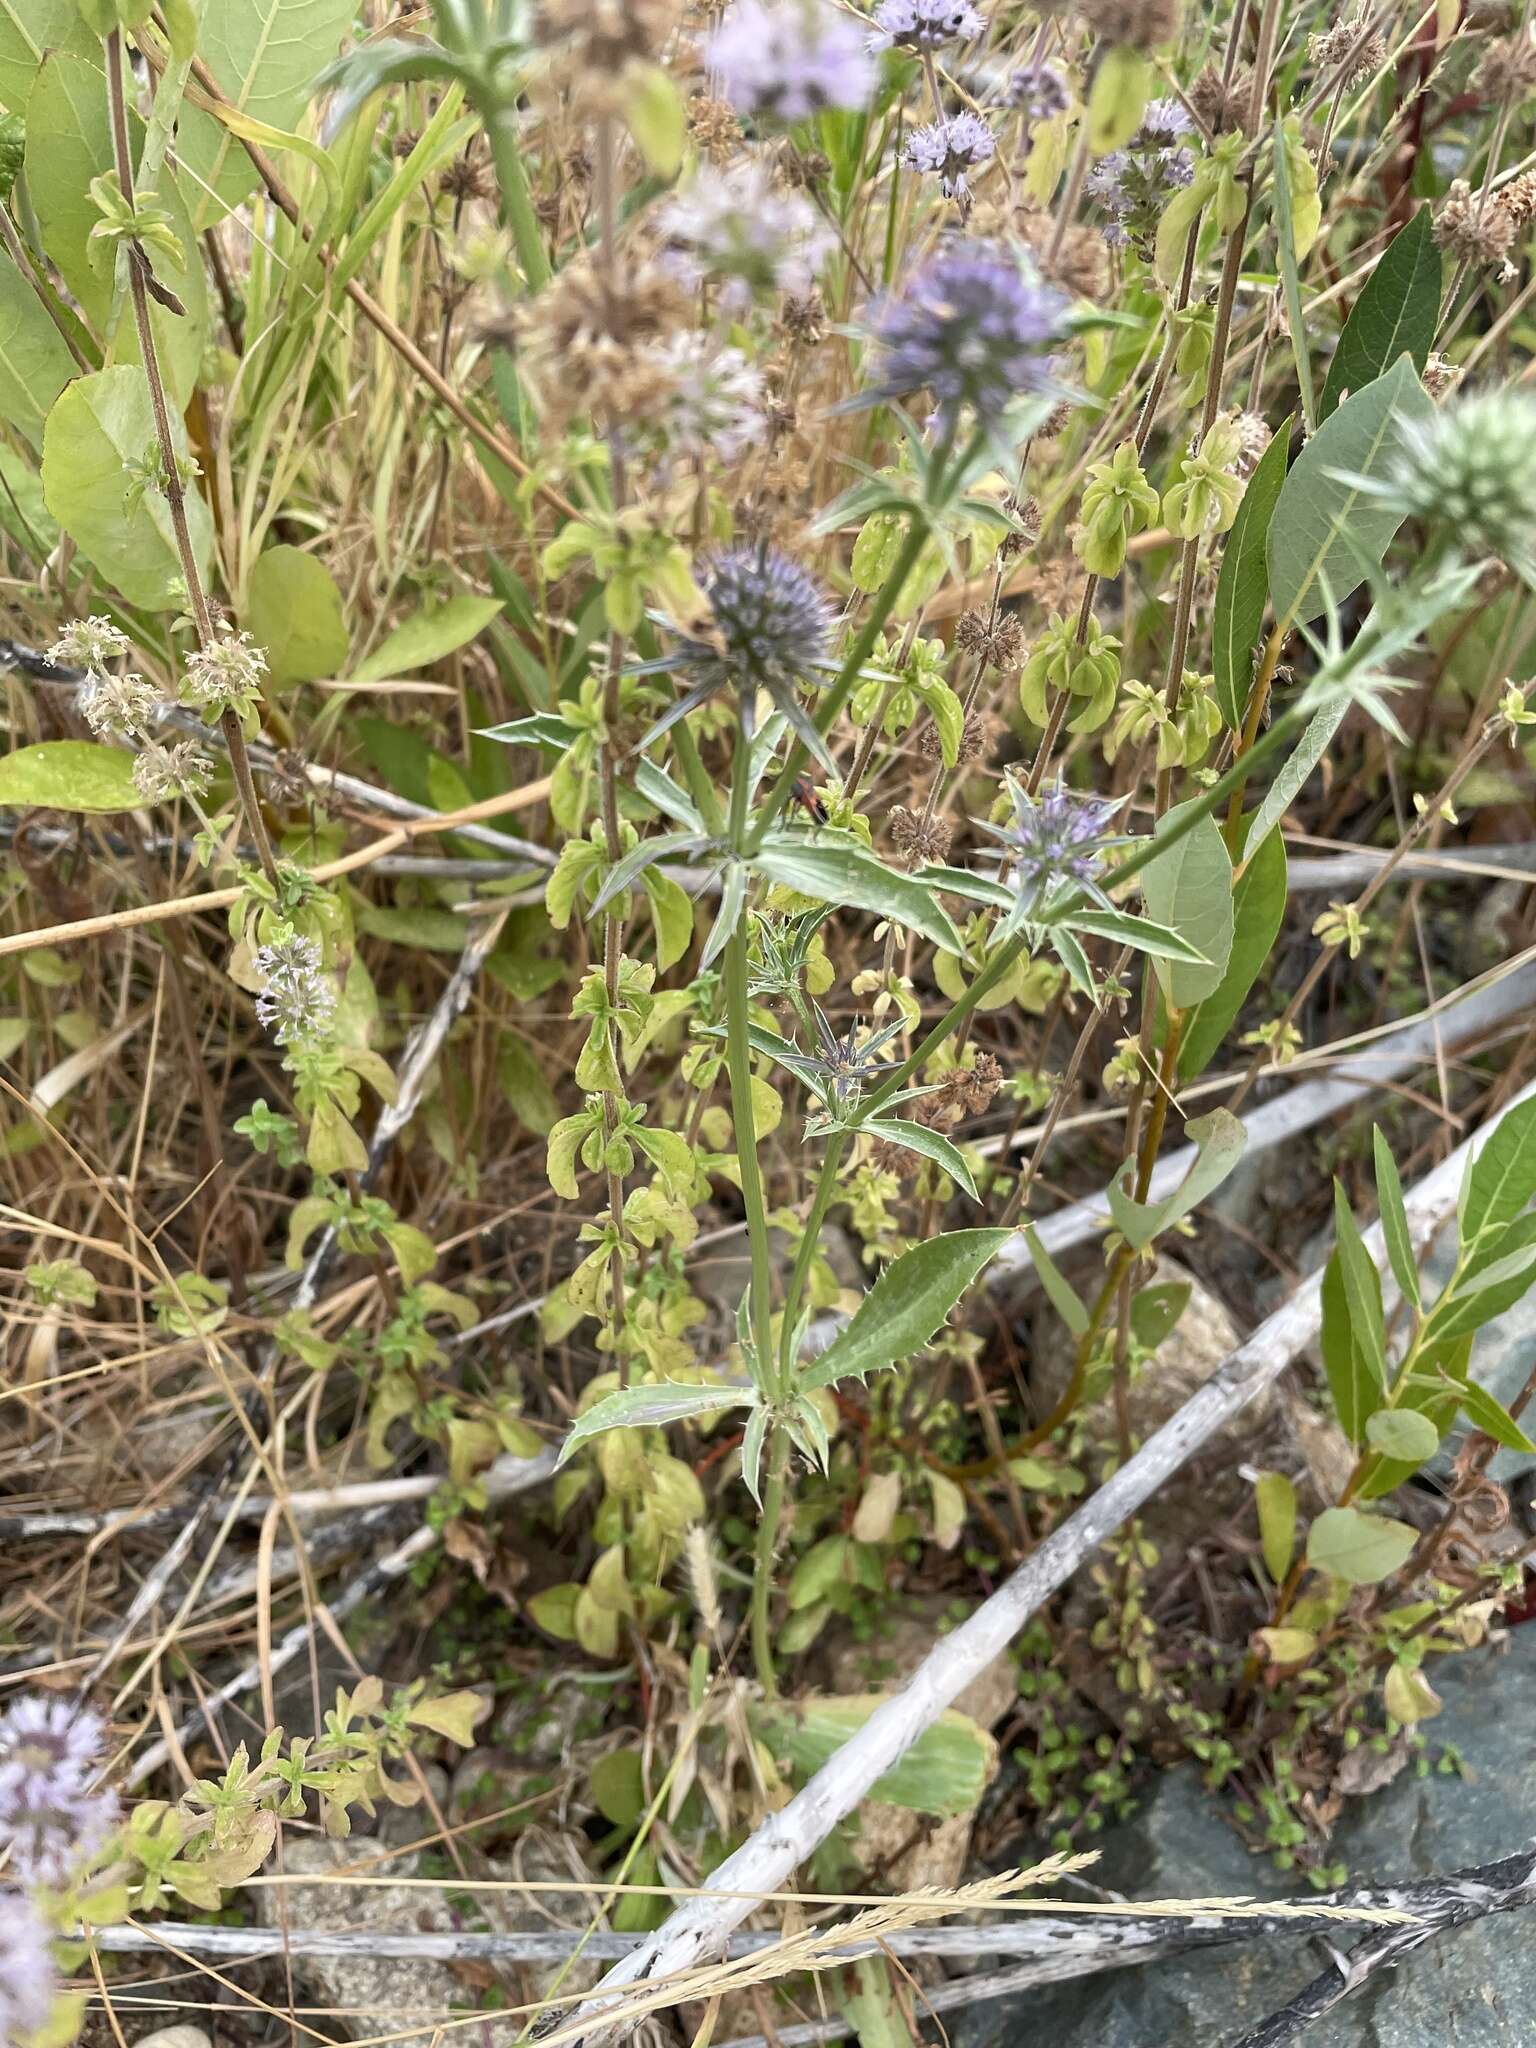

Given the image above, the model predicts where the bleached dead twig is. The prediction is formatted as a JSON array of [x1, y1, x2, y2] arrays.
[[1228, 1845, 1536, 2047], [568, 1084, 1535, 2029]]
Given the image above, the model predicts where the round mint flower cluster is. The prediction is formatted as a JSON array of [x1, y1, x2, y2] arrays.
[[706, 0, 875, 121], [0, 1696, 118, 1888]]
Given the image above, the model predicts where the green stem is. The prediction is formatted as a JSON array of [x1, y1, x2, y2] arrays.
[[751, 1429, 789, 1695], [779, 1129, 848, 1384], [485, 105, 550, 288], [725, 743, 778, 1397]]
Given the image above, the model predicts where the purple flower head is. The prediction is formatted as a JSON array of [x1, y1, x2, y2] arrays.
[[0, 1697, 118, 1889], [872, 0, 985, 51], [645, 544, 838, 768], [683, 546, 834, 695], [979, 775, 1129, 918], [706, 0, 875, 121], [0, 1892, 55, 2043], [902, 112, 996, 198], [865, 238, 1070, 433], [1007, 62, 1070, 121]]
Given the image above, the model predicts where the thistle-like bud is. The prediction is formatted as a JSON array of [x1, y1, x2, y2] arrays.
[[1380, 389, 1536, 578], [82, 670, 160, 741], [181, 629, 268, 726], [254, 932, 337, 1047], [133, 740, 213, 805], [47, 616, 130, 674]]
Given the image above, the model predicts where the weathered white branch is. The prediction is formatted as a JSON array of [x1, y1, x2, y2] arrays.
[[571, 1083, 1536, 2026]]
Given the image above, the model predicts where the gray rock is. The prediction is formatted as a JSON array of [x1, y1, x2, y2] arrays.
[[132, 2030, 213, 2048], [958, 1624, 1536, 2048]]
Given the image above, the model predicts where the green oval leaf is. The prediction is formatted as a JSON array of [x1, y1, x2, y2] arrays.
[[0, 740, 140, 813], [1305, 1505, 1417, 1586], [1138, 800, 1234, 1009], [247, 544, 349, 687]]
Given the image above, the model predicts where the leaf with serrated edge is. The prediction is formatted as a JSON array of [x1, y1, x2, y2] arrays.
[[800, 1230, 1011, 1392]]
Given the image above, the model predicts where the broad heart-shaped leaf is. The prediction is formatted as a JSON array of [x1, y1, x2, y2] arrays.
[[1137, 801, 1234, 1010], [1266, 358, 1434, 629], [352, 594, 504, 683], [1177, 816, 1287, 1080], [1458, 1093, 1536, 1249], [0, 741, 139, 813], [555, 1381, 757, 1467], [1305, 1505, 1416, 1586], [860, 1118, 979, 1202], [751, 1696, 996, 1815], [753, 836, 963, 956], [1106, 1108, 1247, 1252], [1212, 418, 1291, 729], [42, 368, 213, 611], [0, 248, 75, 451], [173, 0, 355, 227], [1319, 209, 1440, 423], [247, 545, 349, 687], [0, 1, 94, 115], [27, 54, 208, 408], [800, 1229, 1011, 1392]]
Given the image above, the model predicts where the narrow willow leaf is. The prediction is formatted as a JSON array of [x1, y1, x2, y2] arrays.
[[1266, 359, 1435, 629], [1025, 1225, 1089, 1335], [1320, 1248, 1377, 1445], [1333, 1181, 1388, 1383], [861, 1118, 979, 1202], [1178, 817, 1287, 1080], [1305, 1505, 1416, 1586], [1067, 905, 1214, 966], [1458, 1094, 1536, 1247], [1255, 1471, 1296, 1583], [800, 1229, 1011, 1391], [1248, 696, 1348, 850], [555, 1382, 757, 1466], [1137, 802, 1234, 1009], [1456, 1376, 1536, 1456], [1212, 418, 1291, 729], [1318, 209, 1440, 422], [1372, 1127, 1420, 1310]]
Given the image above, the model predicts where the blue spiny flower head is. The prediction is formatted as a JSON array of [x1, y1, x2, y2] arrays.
[[873, 0, 985, 51], [706, 0, 875, 122], [865, 238, 1070, 435], [978, 773, 1130, 920], [1375, 389, 1536, 583], [645, 544, 840, 768]]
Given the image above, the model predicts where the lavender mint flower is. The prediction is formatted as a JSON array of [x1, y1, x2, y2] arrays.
[[642, 543, 838, 767], [646, 333, 766, 464], [1086, 103, 1195, 251], [978, 774, 1129, 921], [0, 1697, 118, 1888], [254, 932, 337, 1047], [1007, 62, 1070, 122], [0, 1892, 54, 2044], [658, 161, 834, 311], [706, 0, 875, 119], [863, 238, 1069, 433], [902, 112, 996, 200], [872, 0, 985, 51]]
